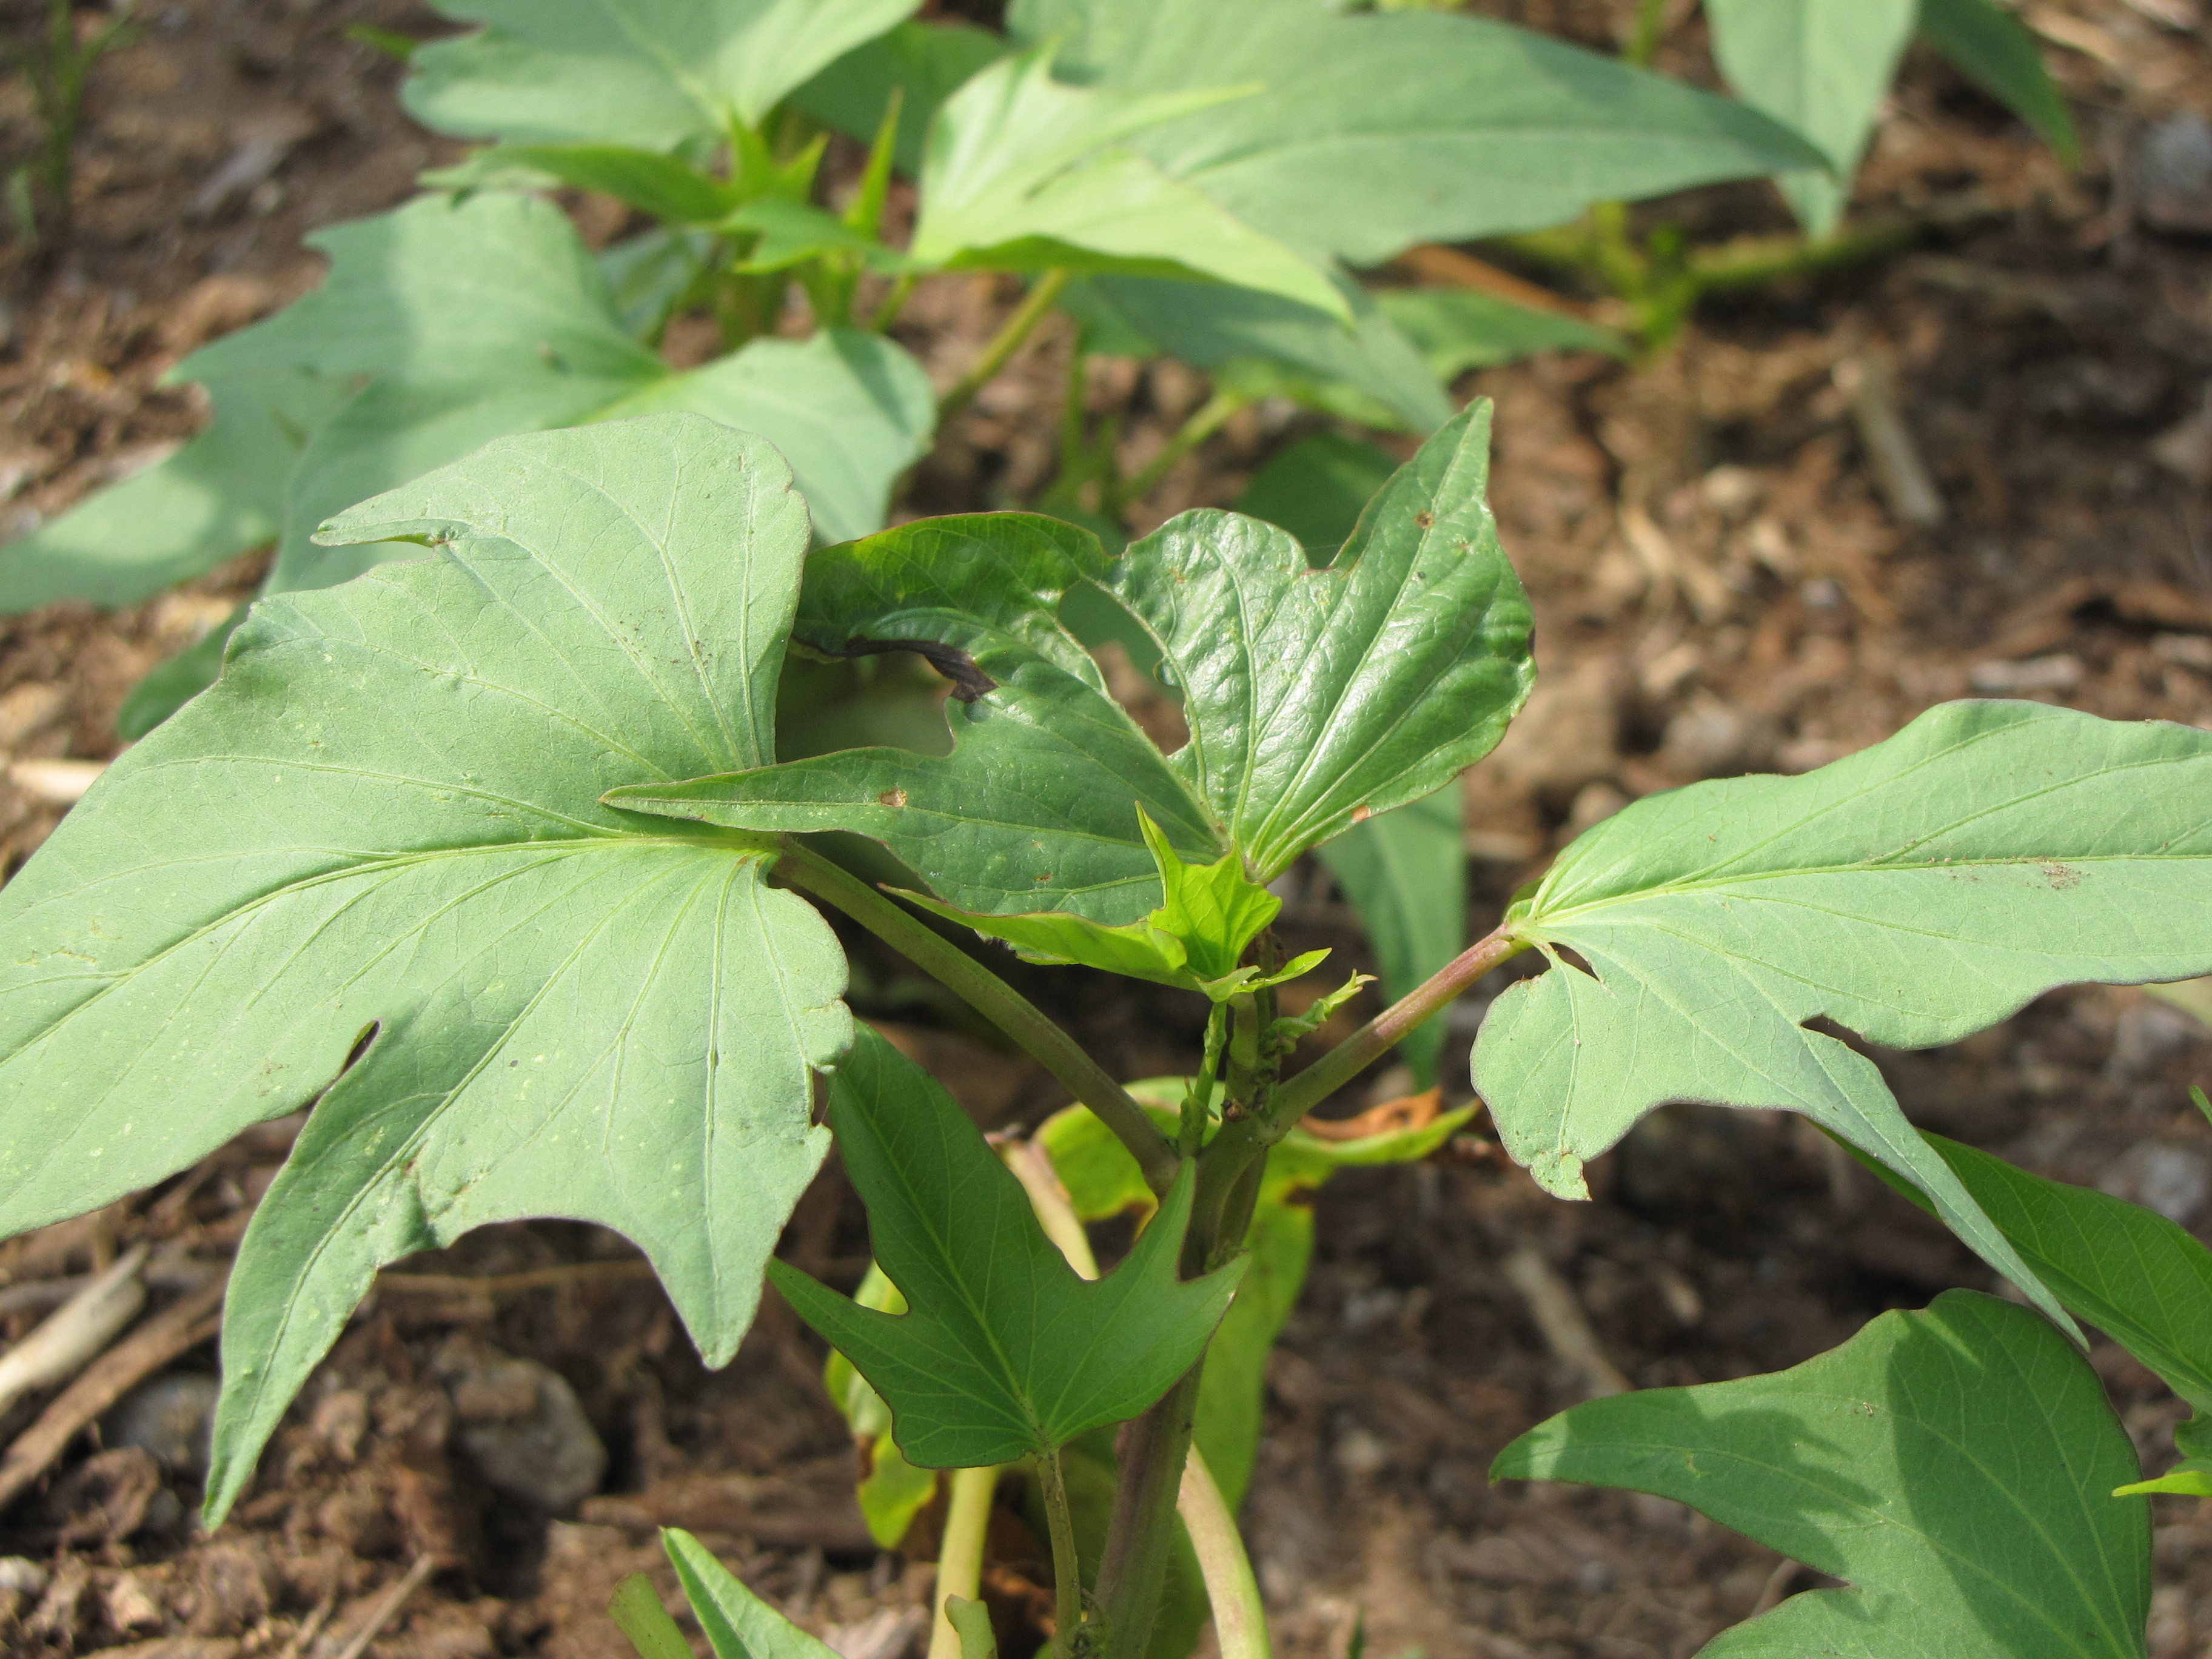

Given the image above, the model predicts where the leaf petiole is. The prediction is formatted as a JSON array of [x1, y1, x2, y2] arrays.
[[940, 270, 1074, 421], [1036, 1447, 1085, 1657], [774, 838, 1181, 1195]]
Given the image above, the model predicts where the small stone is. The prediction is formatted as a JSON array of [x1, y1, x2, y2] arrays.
[[0, 1556, 50, 1597], [2134, 112, 2212, 235], [1331, 1422, 1391, 1478], [106, 1569, 165, 1634], [310, 1389, 370, 1464], [107, 1372, 221, 1473], [2108, 1001, 2197, 1081], [0, 682, 66, 750], [432, 1335, 606, 1511]]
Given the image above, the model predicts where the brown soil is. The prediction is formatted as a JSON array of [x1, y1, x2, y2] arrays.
[[2, 2, 2211, 1657]]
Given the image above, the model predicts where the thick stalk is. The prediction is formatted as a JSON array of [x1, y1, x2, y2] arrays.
[[1178, 1449, 1269, 1659], [777, 840, 1180, 1195], [870, 270, 919, 333], [929, 1466, 1002, 1659], [940, 269, 1073, 420], [1269, 925, 1526, 1127], [1037, 1449, 1085, 1657], [1093, 1366, 1203, 1659]]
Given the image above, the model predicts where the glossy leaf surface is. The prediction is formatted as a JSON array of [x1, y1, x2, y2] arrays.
[[769, 1031, 1242, 1467], [619, 406, 1532, 917], [0, 419, 854, 1521], [1474, 700, 2212, 1327], [1009, 0, 1826, 264], [1706, 0, 1918, 236], [1496, 1292, 2150, 1658], [403, 0, 920, 143], [665, 1529, 844, 1659]]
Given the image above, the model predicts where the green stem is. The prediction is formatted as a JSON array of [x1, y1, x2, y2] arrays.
[[870, 269, 919, 333], [777, 840, 1181, 1196], [1624, 0, 1667, 66], [929, 1466, 1002, 1659], [1093, 1366, 1203, 1659], [1178, 1450, 1269, 1659], [1269, 923, 1526, 1127], [940, 269, 1073, 421], [1687, 217, 1924, 290], [1108, 389, 1247, 517], [1037, 1449, 1085, 1657]]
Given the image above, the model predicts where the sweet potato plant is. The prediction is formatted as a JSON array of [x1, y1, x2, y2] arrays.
[[1, 407, 2208, 1659], [0, 0, 2082, 1099]]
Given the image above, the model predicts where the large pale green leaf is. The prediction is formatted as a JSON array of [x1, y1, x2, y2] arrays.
[[908, 47, 1345, 320], [1707, 0, 1918, 238], [1473, 700, 2212, 1332], [769, 1030, 1242, 1467], [1064, 275, 1451, 435], [403, 0, 920, 144], [121, 195, 932, 731], [1008, 0, 1826, 266], [0, 418, 854, 1521], [1919, 0, 2080, 164], [1316, 793, 1464, 1088], [617, 405, 1531, 916], [0, 371, 350, 614], [1495, 1292, 2150, 1659]]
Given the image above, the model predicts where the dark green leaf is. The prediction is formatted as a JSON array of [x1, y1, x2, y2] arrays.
[[1495, 1291, 2151, 1659], [725, 198, 910, 273], [820, 1266, 940, 1548], [1037, 1090, 1469, 1507], [1376, 289, 1627, 380], [403, 0, 921, 145], [769, 1030, 1241, 1466], [1315, 792, 1464, 1087], [459, 143, 740, 223], [1707, 0, 1917, 236], [792, 21, 1008, 176], [1919, 0, 2081, 165], [1473, 700, 2212, 1331], [620, 406, 1527, 911], [1234, 434, 1401, 560], [1064, 276, 1451, 435], [665, 1529, 844, 1659], [1008, 0, 1828, 264], [0, 419, 854, 1522], [0, 371, 349, 614]]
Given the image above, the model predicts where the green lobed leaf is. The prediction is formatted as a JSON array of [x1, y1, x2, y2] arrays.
[[1919, 0, 2081, 166], [820, 1265, 940, 1549], [1706, 0, 1919, 238], [403, 0, 921, 145], [1008, 0, 1828, 266], [1064, 275, 1452, 435], [1037, 1090, 1470, 1507], [1473, 700, 2212, 1330], [1315, 793, 1464, 1088], [0, 418, 854, 1522], [1495, 1291, 2151, 1659], [769, 1030, 1242, 1467], [617, 404, 1532, 919], [664, 1529, 845, 1659], [908, 45, 1346, 321], [0, 370, 350, 614]]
